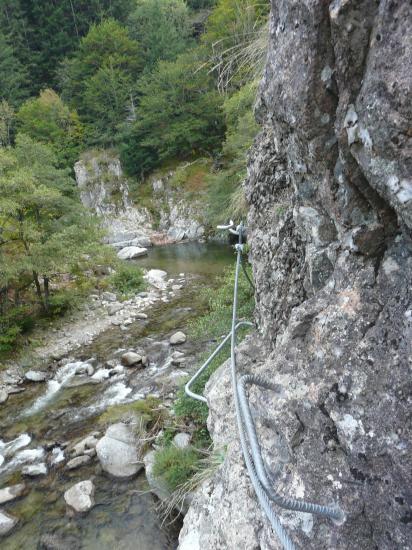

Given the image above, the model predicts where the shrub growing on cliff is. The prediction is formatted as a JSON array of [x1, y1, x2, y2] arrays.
[[153, 446, 200, 491]]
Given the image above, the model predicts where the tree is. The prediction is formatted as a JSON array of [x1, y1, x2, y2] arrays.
[[0, 31, 29, 105], [127, 0, 192, 69], [0, 101, 15, 147], [0, 134, 106, 313], [120, 51, 225, 176], [0, 1, 135, 95], [60, 18, 141, 144], [16, 89, 83, 168]]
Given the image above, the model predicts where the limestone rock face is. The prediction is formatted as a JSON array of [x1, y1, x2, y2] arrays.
[[180, 2, 412, 550]]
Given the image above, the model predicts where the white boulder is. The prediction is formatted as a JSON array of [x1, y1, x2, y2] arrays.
[[170, 331, 187, 345], [117, 246, 148, 260], [145, 269, 168, 289], [96, 423, 142, 478], [0, 510, 18, 536], [64, 480, 95, 513]]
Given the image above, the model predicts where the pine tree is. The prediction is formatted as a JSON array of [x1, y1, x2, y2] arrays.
[[0, 31, 29, 105]]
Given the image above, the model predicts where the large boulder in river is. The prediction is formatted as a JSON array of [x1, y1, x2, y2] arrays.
[[0, 484, 26, 505], [64, 480, 95, 513], [169, 331, 186, 345], [0, 510, 18, 536], [121, 352, 143, 367], [24, 370, 47, 382], [117, 246, 147, 260], [96, 423, 142, 478]]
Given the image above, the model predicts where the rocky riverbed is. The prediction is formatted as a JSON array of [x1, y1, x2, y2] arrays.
[[0, 241, 233, 549]]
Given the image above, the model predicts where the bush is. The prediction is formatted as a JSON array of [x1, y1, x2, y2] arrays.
[[109, 263, 146, 296], [153, 446, 200, 491], [0, 325, 21, 354]]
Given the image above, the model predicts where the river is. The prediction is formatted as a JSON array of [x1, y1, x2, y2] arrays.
[[0, 241, 233, 550]]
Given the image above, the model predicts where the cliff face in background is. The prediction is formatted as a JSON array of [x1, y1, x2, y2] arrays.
[[74, 151, 206, 246], [179, 1, 411, 548]]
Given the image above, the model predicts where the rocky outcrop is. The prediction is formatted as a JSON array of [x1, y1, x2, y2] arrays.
[[180, 2, 411, 549], [74, 150, 206, 247]]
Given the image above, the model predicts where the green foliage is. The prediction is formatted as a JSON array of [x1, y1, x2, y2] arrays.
[[169, 158, 211, 193], [207, 82, 258, 226], [187, 0, 216, 8], [127, 0, 192, 69], [153, 446, 200, 491], [60, 18, 141, 145], [121, 51, 225, 176], [0, 305, 35, 354], [98, 396, 165, 430], [109, 263, 146, 296], [0, 100, 15, 147], [174, 263, 254, 423], [17, 89, 83, 168], [0, 30, 29, 105], [203, 0, 269, 91], [0, 134, 109, 314], [0, 1, 135, 96]]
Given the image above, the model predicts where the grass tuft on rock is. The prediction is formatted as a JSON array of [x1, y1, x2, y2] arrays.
[[153, 446, 200, 492]]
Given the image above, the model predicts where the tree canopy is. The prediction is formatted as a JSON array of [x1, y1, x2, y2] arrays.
[[17, 89, 83, 168]]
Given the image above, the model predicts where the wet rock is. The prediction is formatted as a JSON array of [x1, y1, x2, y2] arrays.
[[170, 331, 186, 345], [173, 433, 191, 449], [70, 435, 99, 458], [117, 246, 148, 260], [0, 509, 18, 536], [49, 447, 65, 466], [0, 389, 8, 404], [39, 533, 74, 550], [121, 352, 143, 367], [145, 269, 168, 289], [22, 462, 47, 476], [24, 370, 47, 382], [171, 351, 186, 366], [96, 423, 142, 478], [64, 480, 95, 513], [1, 433, 31, 458], [0, 484, 26, 504], [65, 455, 92, 470]]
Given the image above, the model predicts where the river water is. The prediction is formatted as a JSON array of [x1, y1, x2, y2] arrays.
[[0, 241, 233, 550]]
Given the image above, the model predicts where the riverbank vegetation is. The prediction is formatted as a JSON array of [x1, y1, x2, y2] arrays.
[[0, 0, 266, 358], [150, 262, 254, 499]]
